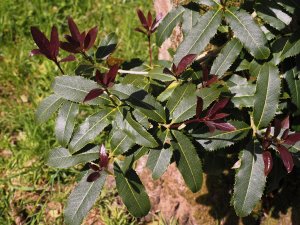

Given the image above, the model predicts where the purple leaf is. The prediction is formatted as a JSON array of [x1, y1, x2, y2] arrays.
[[103, 65, 119, 87], [204, 121, 216, 133], [89, 163, 100, 171], [87, 171, 101, 182], [196, 97, 203, 118], [262, 140, 271, 149], [67, 16, 82, 44], [60, 42, 80, 53], [95, 70, 104, 85], [84, 26, 98, 50], [202, 65, 209, 83], [284, 133, 300, 145], [273, 118, 281, 138], [60, 54, 76, 63], [277, 145, 294, 173], [205, 75, 218, 87], [151, 14, 162, 32], [175, 54, 197, 75], [281, 129, 289, 141], [263, 151, 273, 176], [281, 115, 290, 130], [83, 88, 104, 102], [134, 27, 147, 35], [163, 68, 174, 76], [30, 26, 51, 58], [213, 122, 236, 132], [50, 26, 59, 59], [207, 98, 230, 118], [210, 113, 230, 121], [30, 49, 41, 56], [100, 144, 109, 168], [136, 9, 148, 30], [147, 11, 153, 28]]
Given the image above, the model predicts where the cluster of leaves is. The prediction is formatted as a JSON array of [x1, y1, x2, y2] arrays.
[[32, 0, 300, 224]]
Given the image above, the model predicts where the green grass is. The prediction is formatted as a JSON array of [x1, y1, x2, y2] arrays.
[[0, 0, 162, 224]]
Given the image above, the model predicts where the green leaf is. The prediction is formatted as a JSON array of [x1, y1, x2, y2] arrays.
[[147, 67, 176, 82], [146, 130, 173, 180], [96, 32, 118, 60], [236, 59, 250, 72], [109, 128, 135, 156], [35, 94, 65, 124], [233, 141, 266, 217], [167, 83, 196, 121], [156, 6, 185, 47], [253, 63, 281, 129], [46, 146, 99, 168], [174, 9, 222, 65], [172, 131, 203, 193], [64, 170, 107, 225], [275, 0, 300, 14], [271, 36, 289, 65], [193, 121, 251, 151], [196, 85, 222, 110], [69, 109, 116, 153], [211, 38, 243, 77], [114, 162, 151, 217], [122, 74, 150, 91], [111, 84, 166, 123], [171, 89, 197, 123], [256, 2, 291, 31], [182, 8, 201, 37], [75, 64, 94, 77], [55, 101, 79, 147], [118, 109, 158, 148], [228, 75, 255, 108], [132, 109, 150, 129], [196, 0, 220, 7], [225, 8, 270, 59], [52, 75, 110, 105], [281, 32, 300, 60], [157, 81, 181, 102], [285, 67, 300, 112], [147, 148, 172, 180]]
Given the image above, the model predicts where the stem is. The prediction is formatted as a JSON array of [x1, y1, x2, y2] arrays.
[[82, 51, 95, 65], [118, 69, 148, 75], [55, 61, 65, 75], [148, 35, 152, 67]]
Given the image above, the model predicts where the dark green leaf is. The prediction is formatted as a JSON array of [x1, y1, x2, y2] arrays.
[[193, 121, 251, 151], [211, 38, 243, 77], [47, 146, 99, 168], [172, 131, 203, 193], [233, 141, 266, 217], [64, 171, 107, 225], [96, 32, 118, 60], [69, 109, 116, 153], [174, 9, 222, 65], [285, 67, 300, 112], [55, 101, 79, 147], [147, 148, 172, 180], [281, 32, 300, 60], [147, 68, 176, 82], [156, 6, 185, 47], [253, 63, 281, 129], [35, 94, 65, 124], [195, 0, 220, 7], [114, 162, 151, 217], [111, 84, 166, 123], [109, 128, 135, 156], [196, 85, 222, 110], [75, 64, 94, 77], [182, 8, 201, 37], [167, 83, 197, 123], [115, 108, 158, 148], [157, 81, 181, 102], [228, 75, 255, 108], [52, 75, 110, 105], [225, 8, 270, 59]]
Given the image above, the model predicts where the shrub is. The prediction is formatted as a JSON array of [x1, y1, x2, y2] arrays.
[[31, 0, 300, 224]]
